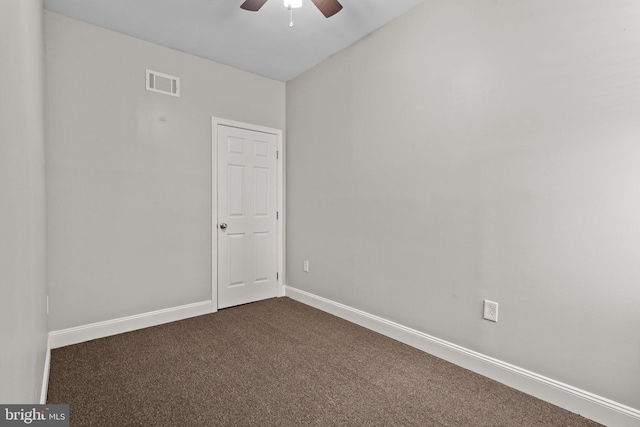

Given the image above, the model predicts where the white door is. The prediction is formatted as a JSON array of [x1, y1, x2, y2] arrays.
[[217, 124, 278, 309]]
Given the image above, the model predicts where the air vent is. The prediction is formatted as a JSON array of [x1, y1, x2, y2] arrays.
[[146, 69, 180, 97]]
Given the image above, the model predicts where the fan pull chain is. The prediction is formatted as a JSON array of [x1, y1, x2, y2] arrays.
[[289, 5, 294, 27]]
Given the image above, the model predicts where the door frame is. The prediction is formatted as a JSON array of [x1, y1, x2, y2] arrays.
[[211, 117, 285, 312]]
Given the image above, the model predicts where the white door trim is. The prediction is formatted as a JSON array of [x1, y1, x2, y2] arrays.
[[211, 117, 285, 312]]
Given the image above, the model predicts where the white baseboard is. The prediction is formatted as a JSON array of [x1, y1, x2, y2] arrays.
[[49, 300, 213, 349], [285, 286, 640, 427], [40, 337, 51, 404]]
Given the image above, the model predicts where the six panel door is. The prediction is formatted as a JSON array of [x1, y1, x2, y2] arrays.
[[217, 125, 278, 309]]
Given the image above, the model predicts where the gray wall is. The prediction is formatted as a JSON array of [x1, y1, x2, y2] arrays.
[[286, 0, 640, 409], [45, 12, 285, 331], [0, 0, 48, 403]]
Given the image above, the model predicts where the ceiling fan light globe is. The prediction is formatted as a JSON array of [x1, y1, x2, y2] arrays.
[[284, 0, 302, 9]]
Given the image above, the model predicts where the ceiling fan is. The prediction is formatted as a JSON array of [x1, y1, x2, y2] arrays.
[[240, 0, 343, 18]]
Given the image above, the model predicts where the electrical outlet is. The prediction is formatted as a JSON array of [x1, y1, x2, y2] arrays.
[[483, 300, 498, 322], [303, 260, 309, 273]]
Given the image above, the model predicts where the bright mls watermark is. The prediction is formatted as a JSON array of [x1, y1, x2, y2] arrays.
[[0, 405, 68, 427]]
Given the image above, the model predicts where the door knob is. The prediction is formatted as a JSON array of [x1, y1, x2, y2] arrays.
[[219, 223, 228, 230]]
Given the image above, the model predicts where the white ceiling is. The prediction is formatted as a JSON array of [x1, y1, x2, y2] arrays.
[[43, 0, 426, 82]]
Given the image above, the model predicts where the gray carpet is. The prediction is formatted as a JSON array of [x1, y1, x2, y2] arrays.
[[47, 297, 603, 426]]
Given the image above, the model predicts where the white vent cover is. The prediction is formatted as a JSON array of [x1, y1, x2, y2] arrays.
[[146, 69, 180, 97]]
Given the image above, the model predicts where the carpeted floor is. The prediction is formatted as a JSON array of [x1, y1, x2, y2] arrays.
[[47, 297, 603, 426]]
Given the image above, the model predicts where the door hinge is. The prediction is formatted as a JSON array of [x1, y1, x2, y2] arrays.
[[276, 211, 279, 220], [276, 150, 279, 159], [277, 272, 279, 281]]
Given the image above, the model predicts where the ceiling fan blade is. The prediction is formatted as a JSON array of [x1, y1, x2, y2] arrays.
[[310, 0, 343, 18], [240, 0, 269, 12]]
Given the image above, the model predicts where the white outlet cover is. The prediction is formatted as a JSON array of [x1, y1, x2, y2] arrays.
[[484, 300, 499, 322]]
